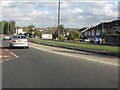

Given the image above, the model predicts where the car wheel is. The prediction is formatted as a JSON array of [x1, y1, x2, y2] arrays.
[[10, 44, 12, 49], [25, 47, 29, 49]]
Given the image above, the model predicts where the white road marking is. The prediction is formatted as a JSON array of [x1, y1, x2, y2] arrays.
[[10, 52, 18, 58], [0, 48, 18, 63], [5, 49, 9, 51], [30, 45, 118, 67], [5, 49, 18, 58]]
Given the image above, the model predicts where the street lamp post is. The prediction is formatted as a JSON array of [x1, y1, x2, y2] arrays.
[[58, 0, 60, 39]]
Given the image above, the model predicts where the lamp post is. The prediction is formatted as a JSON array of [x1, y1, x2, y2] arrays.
[[58, 0, 60, 39]]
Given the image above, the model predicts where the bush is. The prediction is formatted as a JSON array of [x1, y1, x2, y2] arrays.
[[59, 35, 65, 41], [68, 31, 80, 40], [34, 30, 42, 37]]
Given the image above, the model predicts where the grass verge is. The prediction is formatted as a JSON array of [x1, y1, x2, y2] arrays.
[[29, 38, 119, 53]]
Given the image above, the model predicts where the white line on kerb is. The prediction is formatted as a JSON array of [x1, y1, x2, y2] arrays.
[[30, 45, 118, 67]]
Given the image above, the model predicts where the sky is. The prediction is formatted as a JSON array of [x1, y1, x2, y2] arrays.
[[0, 0, 119, 28]]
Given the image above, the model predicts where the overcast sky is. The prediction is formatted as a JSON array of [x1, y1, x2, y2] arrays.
[[0, 0, 119, 28]]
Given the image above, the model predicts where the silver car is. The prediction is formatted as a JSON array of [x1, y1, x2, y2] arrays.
[[10, 35, 29, 49]]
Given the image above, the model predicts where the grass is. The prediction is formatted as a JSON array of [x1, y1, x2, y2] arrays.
[[29, 38, 119, 53]]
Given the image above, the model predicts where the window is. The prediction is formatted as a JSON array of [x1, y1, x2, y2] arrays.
[[14, 35, 26, 39]]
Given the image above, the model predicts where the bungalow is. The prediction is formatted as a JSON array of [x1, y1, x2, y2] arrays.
[[80, 19, 120, 45], [41, 30, 54, 40], [81, 19, 120, 38]]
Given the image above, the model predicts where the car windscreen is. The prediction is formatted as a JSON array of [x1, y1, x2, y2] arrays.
[[13, 35, 27, 39]]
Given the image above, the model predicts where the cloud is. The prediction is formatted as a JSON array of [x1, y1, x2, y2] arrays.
[[0, 1, 11, 7], [0, 1, 118, 28], [89, 2, 118, 17], [31, 9, 49, 17], [72, 8, 83, 13]]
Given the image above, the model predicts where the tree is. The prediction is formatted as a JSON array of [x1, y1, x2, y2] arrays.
[[9, 21, 15, 34], [4, 22, 9, 34], [27, 25, 35, 32], [34, 30, 42, 38], [59, 24, 64, 35], [68, 31, 74, 40], [52, 30, 58, 39], [0, 20, 8, 34], [22, 27, 28, 33], [0, 21, 3, 34], [0, 20, 16, 35], [75, 31, 80, 39]]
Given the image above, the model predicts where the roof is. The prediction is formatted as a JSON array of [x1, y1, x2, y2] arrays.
[[81, 19, 120, 33]]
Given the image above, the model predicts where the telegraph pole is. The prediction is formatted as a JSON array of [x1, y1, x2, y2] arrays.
[[58, 0, 60, 39]]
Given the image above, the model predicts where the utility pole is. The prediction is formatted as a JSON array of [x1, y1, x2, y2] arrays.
[[58, 0, 60, 39]]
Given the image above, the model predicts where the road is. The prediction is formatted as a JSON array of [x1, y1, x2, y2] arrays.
[[2, 40, 118, 88]]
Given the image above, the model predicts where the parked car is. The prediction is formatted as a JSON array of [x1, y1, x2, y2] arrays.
[[84, 38, 89, 42], [3, 35, 10, 40], [95, 37, 100, 44], [29, 36, 35, 38], [10, 35, 29, 49]]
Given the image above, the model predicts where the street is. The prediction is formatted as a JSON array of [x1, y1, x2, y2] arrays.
[[2, 40, 118, 88]]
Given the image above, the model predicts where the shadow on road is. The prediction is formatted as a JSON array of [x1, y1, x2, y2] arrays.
[[2, 46, 26, 49]]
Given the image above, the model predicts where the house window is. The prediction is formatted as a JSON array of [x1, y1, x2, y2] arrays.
[[92, 30, 95, 36], [96, 29, 100, 35]]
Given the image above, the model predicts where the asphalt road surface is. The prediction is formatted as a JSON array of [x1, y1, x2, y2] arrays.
[[2, 40, 118, 88]]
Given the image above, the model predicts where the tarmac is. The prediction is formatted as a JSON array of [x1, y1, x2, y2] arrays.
[[30, 42, 118, 66]]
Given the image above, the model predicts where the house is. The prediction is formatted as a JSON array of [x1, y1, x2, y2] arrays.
[[81, 19, 120, 38], [15, 28, 25, 34], [80, 19, 120, 45], [41, 30, 54, 40]]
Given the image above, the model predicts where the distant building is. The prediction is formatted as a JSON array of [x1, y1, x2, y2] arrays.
[[15, 28, 25, 34], [42, 34, 53, 40], [41, 29, 54, 40]]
